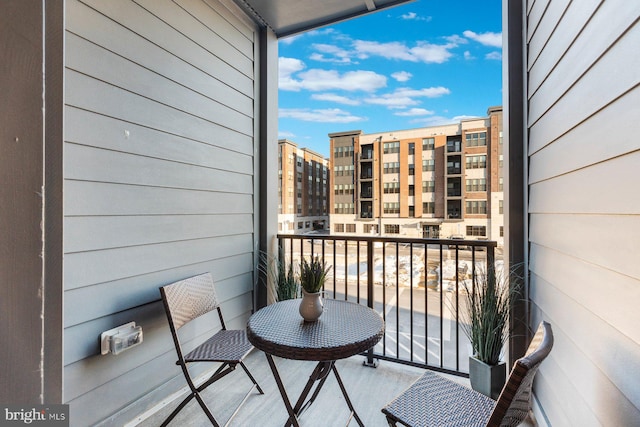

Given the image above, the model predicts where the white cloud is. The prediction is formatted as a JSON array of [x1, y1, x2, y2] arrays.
[[279, 108, 365, 123], [463, 30, 503, 48], [311, 93, 361, 105], [485, 51, 502, 60], [395, 108, 435, 116], [295, 69, 387, 92], [279, 57, 306, 91], [365, 87, 450, 109], [309, 43, 353, 63], [391, 71, 413, 82], [279, 34, 302, 45], [464, 51, 475, 60], [278, 130, 296, 138], [353, 40, 457, 64], [400, 12, 431, 21], [279, 57, 386, 92], [308, 28, 336, 37], [445, 35, 468, 45], [410, 114, 480, 125]]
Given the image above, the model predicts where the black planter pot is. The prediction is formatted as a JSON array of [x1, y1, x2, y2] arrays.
[[468, 356, 506, 400]]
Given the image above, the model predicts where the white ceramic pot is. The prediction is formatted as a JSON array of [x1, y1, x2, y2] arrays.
[[299, 290, 323, 322]]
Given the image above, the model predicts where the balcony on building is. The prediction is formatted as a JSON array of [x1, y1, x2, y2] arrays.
[[446, 155, 462, 175], [360, 201, 374, 218], [360, 163, 373, 180], [360, 182, 373, 199], [360, 144, 374, 160]]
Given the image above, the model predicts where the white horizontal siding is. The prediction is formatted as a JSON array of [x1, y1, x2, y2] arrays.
[[62, 0, 258, 423], [525, 0, 640, 425]]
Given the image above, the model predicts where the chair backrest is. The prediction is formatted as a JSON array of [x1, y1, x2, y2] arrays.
[[160, 273, 220, 331], [486, 321, 554, 427]]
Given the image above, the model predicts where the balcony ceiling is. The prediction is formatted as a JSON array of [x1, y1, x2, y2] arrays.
[[233, 0, 414, 38]]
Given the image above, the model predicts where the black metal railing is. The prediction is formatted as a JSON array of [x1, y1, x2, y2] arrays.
[[277, 234, 498, 377]]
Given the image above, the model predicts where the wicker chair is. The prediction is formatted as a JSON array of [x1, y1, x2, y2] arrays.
[[382, 322, 553, 427], [159, 273, 264, 427]]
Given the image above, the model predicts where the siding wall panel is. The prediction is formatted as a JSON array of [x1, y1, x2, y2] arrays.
[[529, 151, 640, 215], [529, 267, 640, 423], [66, 70, 253, 152], [65, 107, 253, 175], [65, 215, 253, 253], [529, 0, 639, 125], [63, 0, 258, 423], [65, 143, 253, 194], [73, 0, 254, 96], [64, 234, 253, 290], [527, 0, 602, 94], [526, 0, 569, 69], [134, 0, 254, 73], [66, 3, 253, 114], [529, 24, 640, 154], [525, 0, 640, 425], [528, 86, 640, 184]]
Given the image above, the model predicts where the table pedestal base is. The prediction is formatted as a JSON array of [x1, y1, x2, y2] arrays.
[[265, 354, 365, 427]]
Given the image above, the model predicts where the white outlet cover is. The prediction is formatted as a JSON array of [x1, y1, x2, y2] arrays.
[[101, 322, 136, 355]]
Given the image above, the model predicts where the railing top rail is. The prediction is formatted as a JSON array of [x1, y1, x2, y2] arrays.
[[277, 234, 498, 248]]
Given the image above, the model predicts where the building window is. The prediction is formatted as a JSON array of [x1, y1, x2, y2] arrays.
[[465, 200, 487, 214], [364, 224, 378, 234], [466, 225, 487, 236], [298, 222, 303, 229], [384, 182, 400, 193], [499, 177, 504, 191], [346, 224, 356, 233], [383, 203, 400, 214], [335, 223, 344, 232], [465, 178, 487, 192], [422, 159, 435, 171], [422, 138, 435, 150], [422, 202, 435, 214], [422, 181, 435, 193], [385, 224, 400, 234], [499, 200, 503, 214], [466, 155, 487, 169], [408, 185, 415, 196], [500, 226, 504, 237], [408, 142, 415, 155], [383, 142, 400, 154], [409, 205, 415, 217], [383, 162, 400, 174], [408, 164, 415, 175], [465, 131, 487, 147]]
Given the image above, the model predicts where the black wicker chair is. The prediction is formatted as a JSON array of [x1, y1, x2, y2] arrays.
[[382, 322, 553, 427], [159, 273, 264, 426]]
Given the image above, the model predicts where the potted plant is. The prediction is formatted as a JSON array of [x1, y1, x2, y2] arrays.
[[298, 256, 331, 322], [258, 249, 299, 304], [460, 264, 521, 399]]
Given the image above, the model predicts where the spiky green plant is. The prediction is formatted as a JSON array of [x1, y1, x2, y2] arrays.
[[299, 256, 331, 294], [460, 264, 522, 365], [276, 258, 299, 301], [258, 250, 299, 303]]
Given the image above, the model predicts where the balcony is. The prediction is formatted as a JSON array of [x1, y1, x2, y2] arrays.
[[277, 234, 497, 376], [140, 233, 497, 427], [140, 349, 454, 427]]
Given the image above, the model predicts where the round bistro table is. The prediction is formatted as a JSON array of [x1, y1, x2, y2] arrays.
[[247, 299, 385, 427]]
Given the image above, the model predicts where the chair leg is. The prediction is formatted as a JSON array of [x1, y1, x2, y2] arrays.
[[194, 392, 221, 427], [240, 361, 265, 394], [385, 416, 398, 427]]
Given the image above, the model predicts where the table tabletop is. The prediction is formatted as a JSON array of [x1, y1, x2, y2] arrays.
[[247, 299, 384, 362]]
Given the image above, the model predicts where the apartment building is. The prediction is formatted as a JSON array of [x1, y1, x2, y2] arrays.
[[329, 107, 503, 244], [278, 139, 330, 234]]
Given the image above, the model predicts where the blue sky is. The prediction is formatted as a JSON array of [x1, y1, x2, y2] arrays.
[[277, 0, 502, 157]]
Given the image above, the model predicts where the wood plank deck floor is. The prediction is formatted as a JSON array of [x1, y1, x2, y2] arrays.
[[132, 350, 470, 427]]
